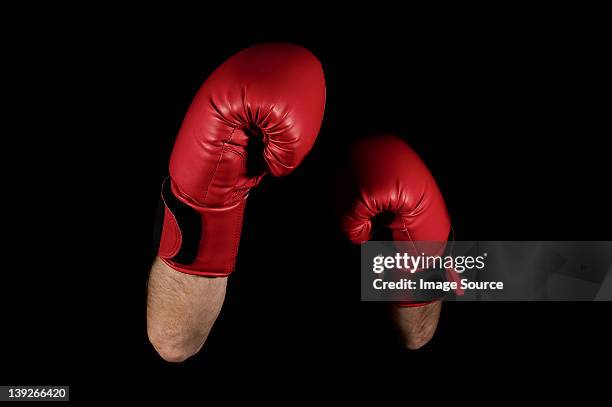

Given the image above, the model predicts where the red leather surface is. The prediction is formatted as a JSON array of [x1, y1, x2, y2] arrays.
[[342, 134, 450, 246], [159, 43, 326, 276]]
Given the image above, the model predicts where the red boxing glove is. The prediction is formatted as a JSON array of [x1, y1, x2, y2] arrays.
[[159, 43, 326, 276], [339, 134, 458, 306]]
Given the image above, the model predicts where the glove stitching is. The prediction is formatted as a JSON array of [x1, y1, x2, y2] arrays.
[[201, 127, 238, 206]]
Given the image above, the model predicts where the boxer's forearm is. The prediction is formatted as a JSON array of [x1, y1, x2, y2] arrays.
[[390, 301, 442, 350], [146, 257, 227, 362]]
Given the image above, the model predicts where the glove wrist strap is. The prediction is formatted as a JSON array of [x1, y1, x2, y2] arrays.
[[158, 177, 246, 277]]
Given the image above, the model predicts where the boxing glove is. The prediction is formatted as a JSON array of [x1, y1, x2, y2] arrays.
[[338, 133, 457, 305], [158, 43, 326, 276]]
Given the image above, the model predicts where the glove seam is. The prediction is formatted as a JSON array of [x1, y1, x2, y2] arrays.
[[200, 127, 238, 206]]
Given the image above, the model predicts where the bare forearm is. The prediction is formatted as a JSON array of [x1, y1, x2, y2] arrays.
[[390, 301, 442, 350], [146, 257, 227, 362]]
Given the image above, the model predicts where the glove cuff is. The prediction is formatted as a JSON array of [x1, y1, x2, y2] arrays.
[[158, 178, 246, 277], [395, 240, 463, 306]]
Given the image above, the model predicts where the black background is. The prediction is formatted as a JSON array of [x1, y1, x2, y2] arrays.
[[2, 8, 610, 401]]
